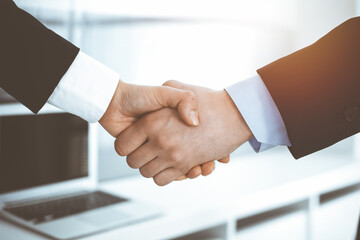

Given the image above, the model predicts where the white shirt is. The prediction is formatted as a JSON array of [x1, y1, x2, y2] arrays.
[[47, 51, 290, 151], [47, 52, 119, 123], [226, 75, 291, 151]]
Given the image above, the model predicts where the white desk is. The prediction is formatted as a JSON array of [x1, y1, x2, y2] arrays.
[[2, 154, 360, 240]]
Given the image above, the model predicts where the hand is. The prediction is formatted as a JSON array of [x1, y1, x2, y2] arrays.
[[156, 80, 232, 180], [114, 81, 253, 186], [99, 80, 213, 178], [99, 80, 200, 137], [176, 156, 230, 181]]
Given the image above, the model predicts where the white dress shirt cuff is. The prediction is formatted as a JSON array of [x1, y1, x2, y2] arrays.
[[225, 75, 291, 152], [48, 52, 119, 123]]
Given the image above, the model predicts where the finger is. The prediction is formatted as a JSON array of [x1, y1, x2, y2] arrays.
[[114, 122, 147, 157], [153, 168, 183, 186], [176, 175, 187, 181], [201, 161, 215, 176], [218, 155, 230, 164], [139, 157, 172, 178], [126, 141, 159, 169], [186, 165, 202, 179], [155, 84, 199, 127], [163, 80, 194, 89]]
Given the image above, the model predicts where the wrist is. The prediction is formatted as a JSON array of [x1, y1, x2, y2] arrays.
[[221, 89, 253, 144], [99, 80, 128, 137]]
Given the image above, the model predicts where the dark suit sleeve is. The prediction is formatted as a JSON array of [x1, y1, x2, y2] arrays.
[[0, 0, 79, 113], [257, 17, 360, 159]]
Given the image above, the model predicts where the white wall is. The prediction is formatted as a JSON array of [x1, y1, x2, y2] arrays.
[[296, 0, 357, 48]]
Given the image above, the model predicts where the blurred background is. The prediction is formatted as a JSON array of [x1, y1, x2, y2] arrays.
[[1, 0, 360, 239]]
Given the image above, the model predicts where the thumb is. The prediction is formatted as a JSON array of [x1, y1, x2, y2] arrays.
[[155, 86, 199, 127]]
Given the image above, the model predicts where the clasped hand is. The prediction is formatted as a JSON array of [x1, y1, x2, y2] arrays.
[[99, 80, 252, 186]]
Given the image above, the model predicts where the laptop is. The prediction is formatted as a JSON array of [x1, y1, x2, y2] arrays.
[[0, 104, 161, 239]]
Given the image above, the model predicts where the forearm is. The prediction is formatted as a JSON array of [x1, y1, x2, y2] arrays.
[[48, 52, 119, 123], [226, 75, 291, 152], [258, 17, 360, 158], [0, 0, 79, 112]]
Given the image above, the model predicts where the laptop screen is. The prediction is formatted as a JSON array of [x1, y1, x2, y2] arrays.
[[0, 113, 88, 194]]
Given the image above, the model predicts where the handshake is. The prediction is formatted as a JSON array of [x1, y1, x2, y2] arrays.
[[99, 80, 253, 186]]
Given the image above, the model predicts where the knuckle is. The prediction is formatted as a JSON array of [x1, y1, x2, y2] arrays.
[[152, 120, 165, 133], [126, 156, 139, 169], [153, 176, 168, 187], [115, 145, 126, 157], [157, 135, 171, 149], [169, 151, 182, 164], [114, 142, 127, 157], [139, 168, 152, 178], [143, 115, 163, 134], [184, 90, 195, 101]]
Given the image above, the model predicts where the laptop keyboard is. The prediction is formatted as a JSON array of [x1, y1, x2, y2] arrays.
[[3, 191, 128, 224]]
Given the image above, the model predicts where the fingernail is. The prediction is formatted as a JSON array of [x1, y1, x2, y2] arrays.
[[190, 111, 199, 126]]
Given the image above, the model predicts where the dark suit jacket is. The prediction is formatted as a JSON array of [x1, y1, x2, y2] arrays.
[[257, 17, 360, 159], [0, 0, 79, 113]]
